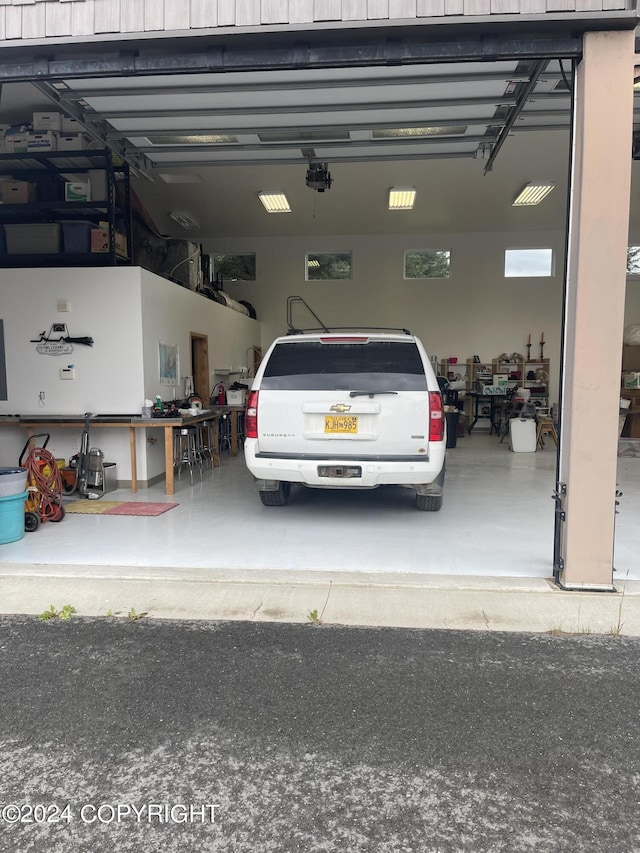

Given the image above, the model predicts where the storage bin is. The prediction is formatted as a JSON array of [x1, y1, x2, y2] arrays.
[[0, 468, 28, 497], [227, 390, 246, 406], [0, 491, 28, 544], [4, 223, 60, 254], [61, 221, 94, 253], [510, 418, 537, 452]]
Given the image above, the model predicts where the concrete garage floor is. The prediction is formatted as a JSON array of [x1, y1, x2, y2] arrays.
[[1, 432, 639, 633]]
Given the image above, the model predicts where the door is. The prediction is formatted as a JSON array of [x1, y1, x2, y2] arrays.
[[191, 333, 209, 404]]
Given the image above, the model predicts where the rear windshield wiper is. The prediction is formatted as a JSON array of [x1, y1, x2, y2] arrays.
[[349, 390, 398, 398]]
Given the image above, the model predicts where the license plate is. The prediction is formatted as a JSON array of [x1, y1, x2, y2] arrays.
[[324, 415, 358, 434]]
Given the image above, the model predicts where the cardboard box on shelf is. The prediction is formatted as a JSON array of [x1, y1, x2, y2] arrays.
[[27, 131, 57, 152], [57, 133, 91, 151], [0, 181, 36, 204], [33, 112, 62, 132], [623, 372, 640, 390], [115, 231, 127, 257], [61, 115, 83, 133], [90, 229, 109, 253], [64, 181, 90, 202], [5, 130, 29, 153]]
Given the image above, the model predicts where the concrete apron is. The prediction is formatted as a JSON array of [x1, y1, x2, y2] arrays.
[[1, 564, 639, 635]]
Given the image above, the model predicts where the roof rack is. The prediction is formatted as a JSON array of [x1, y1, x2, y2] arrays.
[[286, 296, 411, 336]]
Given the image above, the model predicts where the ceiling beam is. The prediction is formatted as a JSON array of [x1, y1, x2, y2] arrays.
[[148, 151, 478, 168], [0, 35, 582, 83]]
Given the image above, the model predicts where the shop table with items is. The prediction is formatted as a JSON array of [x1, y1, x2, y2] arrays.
[[0, 410, 227, 496], [467, 392, 508, 435]]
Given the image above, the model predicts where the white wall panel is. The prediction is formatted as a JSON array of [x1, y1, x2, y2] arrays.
[[237, 0, 260, 24], [0, 8, 5, 37], [217, 0, 235, 25], [0, 0, 627, 38], [367, 0, 389, 18], [314, 0, 342, 19], [417, 0, 444, 14], [45, 2, 72, 35], [389, 0, 417, 16], [190, 0, 218, 26], [343, 0, 368, 17], [260, 0, 287, 22], [94, 0, 120, 32], [71, 0, 94, 34], [121, 0, 144, 31], [5, 4, 22, 35], [144, 0, 163, 31], [289, 0, 314, 20], [22, 2, 46, 36], [164, 0, 189, 30]]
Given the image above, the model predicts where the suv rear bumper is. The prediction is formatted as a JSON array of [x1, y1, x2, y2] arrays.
[[245, 440, 445, 488]]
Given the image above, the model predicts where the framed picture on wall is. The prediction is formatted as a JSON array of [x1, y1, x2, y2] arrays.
[[159, 342, 179, 385]]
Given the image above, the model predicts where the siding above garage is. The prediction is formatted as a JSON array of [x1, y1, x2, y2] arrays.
[[0, 0, 633, 42]]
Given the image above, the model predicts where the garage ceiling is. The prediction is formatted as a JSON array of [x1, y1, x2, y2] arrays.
[[1, 32, 637, 238]]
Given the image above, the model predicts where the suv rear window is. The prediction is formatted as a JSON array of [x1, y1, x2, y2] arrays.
[[261, 340, 428, 391]]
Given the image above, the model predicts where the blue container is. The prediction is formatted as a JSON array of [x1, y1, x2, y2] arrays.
[[0, 491, 28, 544]]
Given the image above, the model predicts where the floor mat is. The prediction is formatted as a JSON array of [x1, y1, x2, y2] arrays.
[[64, 501, 178, 516], [102, 502, 179, 516], [63, 501, 122, 514]]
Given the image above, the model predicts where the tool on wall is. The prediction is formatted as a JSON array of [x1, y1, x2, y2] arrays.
[[31, 324, 94, 356]]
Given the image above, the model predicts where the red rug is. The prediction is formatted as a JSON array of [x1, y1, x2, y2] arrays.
[[102, 502, 179, 516]]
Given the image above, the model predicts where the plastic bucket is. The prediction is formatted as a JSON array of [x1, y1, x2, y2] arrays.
[[0, 490, 28, 544], [0, 467, 28, 497]]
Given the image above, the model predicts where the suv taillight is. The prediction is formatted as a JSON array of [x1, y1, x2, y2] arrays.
[[245, 390, 259, 438], [428, 391, 444, 442]]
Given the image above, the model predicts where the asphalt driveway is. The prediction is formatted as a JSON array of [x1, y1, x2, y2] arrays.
[[0, 617, 638, 852]]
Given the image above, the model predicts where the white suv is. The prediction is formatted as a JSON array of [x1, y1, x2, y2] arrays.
[[244, 331, 446, 510]]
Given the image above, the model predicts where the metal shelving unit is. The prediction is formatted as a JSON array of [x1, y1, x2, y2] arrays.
[[0, 148, 131, 267]]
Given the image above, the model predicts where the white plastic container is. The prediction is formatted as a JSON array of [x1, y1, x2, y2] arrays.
[[0, 467, 28, 497], [509, 418, 537, 452]]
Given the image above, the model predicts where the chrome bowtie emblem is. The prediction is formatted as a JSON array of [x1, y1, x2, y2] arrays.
[[330, 403, 352, 413]]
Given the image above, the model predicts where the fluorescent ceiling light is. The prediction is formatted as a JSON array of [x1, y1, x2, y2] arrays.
[[389, 188, 416, 210], [512, 181, 555, 206], [308, 259, 320, 268], [158, 173, 203, 184], [169, 210, 200, 229], [258, 191, 291, 213]]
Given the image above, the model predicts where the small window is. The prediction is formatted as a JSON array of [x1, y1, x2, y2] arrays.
[[627, 246, 640, 275], [504, 248, 553, 278], [212, 253, 256, 282], [404, 250, 451, 279], [306, 252, 352, 281]]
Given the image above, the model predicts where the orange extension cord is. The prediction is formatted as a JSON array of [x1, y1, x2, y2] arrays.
[[25, 447, 64, 522]]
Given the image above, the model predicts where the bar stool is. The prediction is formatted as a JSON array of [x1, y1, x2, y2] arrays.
[[536, 416, 558, 449], [199, 419, 219, 469], [219, 414, 231, 453], [173, 427, 203, 485]]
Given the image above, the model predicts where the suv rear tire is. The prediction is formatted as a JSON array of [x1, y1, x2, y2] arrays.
[[259, 481, 291, 507], [416, 493, 443, 512]]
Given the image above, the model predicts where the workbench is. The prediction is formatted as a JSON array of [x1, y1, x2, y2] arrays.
[[0, 409, 237, 496]]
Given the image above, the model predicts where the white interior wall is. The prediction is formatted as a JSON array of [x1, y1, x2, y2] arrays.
[[0, 267, 260, 483], [206, 229, 568, 404]]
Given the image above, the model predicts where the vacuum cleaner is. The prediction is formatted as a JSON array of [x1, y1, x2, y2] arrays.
[[66, 413, 103, 500]]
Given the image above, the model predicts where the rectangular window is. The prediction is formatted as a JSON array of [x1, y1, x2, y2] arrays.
[[627, 247, 640, 275], [306, 252, 352, 281], [404, 249, 451, 279], [212, 253, 256, 282], [504, 248, 553, 278]]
